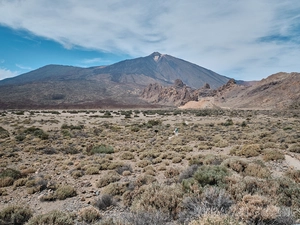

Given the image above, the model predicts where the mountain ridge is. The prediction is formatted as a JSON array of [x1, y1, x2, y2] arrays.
[[0, 52, 229, 109]]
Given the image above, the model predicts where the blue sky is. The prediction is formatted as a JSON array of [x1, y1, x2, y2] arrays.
[[1, 0, 300, 81]]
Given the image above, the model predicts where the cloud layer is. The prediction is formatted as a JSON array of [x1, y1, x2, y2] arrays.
[[1, 0, 300, 80]]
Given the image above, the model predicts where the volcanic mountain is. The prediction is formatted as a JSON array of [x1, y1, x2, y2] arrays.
[[0, 52, 229, 109]]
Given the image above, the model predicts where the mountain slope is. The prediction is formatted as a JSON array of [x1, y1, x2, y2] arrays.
[[214, 72, 300, 109], [0, 52, 228, 109], [93, 52, 229, 89]]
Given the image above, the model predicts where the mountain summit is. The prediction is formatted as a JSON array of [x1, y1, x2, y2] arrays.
[[0, 52, 229, 109]]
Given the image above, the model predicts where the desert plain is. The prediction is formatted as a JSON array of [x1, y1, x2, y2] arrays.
[[0, 108, 300, 225]]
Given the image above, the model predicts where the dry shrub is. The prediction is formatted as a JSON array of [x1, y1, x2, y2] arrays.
[[20, 168, 36, 176], [289, 144, 300, 153], [78, 206, 101, 223], [188, 213, 244, 225], [116, 164, 132, 175], [121, 211, 170, 225], [179, 187, 233, 224], [172, 156, 182, 163], [222, 158, 247, 173], [71, 170, 83, 179], [152, 157, 162, 164], [0, 177, 14, 187], [120, 151, 135, 160], [202, 154, 225, 166], [232, 195, 280, 224], [243, 162, 271, 179], [54, 185, 76, 200], [231, 144, 262, 158], [179, 165, 199, 182], [26, 210, 74, 225], [93, 194, 116, 210], [131, 183, 184, 219], [164, 167, 180, 179], [193, 165, 229, 187], [85, 166, 99, 175], [96, 171, 121, 188], [0, 205, 33, 225], [137, 160, 151, 168], [102, 182, 128, 196], [263, 149, 285, 162], [285, 169, 300, 183], [135, 175, 157, 187], [25, 176, 48, 194], [13, 178, 28, 188]]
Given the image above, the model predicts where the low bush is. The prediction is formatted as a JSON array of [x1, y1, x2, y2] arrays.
[[0, 205, 32, 225], [0, 126, 9, 138], [263, 149, 285, 161], [26, 210, 74, 225], [179, 187, 233, 224], [232, 195, 280, 224], [122, 211, 170, 225], [289, 144, 300, 153], [243, 162, 271, 179], [131, 183, 184, 219], [96, 171, 121, 188], [78, 206, 101, 223], [93, 194, 116, 210], [193, 165, 229, 187], [54, 185, 76, 200], [89, 145, 114, 155], [230, 144, 261, 158], [188, 213, 244, 225]]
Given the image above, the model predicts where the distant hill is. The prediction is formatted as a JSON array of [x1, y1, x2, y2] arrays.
[[0, 52, 229, 109], [214, 72, 300, 109], [169, 72, 300, 110]]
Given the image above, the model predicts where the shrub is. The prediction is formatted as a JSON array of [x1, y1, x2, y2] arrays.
[[243, 162, 271, 179], [96, 171, 121, 188], [193, 165, 229, 187], [90, 145, 114, 155], [54, 185, 76, 200], [179, 165, 199, 182], [0, 168, 22, 179], [232, 195, 280, 224], [24, 127, 49, 140], [78, 206, 101, 223], [122, 211, 170, 225], [131, 183, 184, 219], [0, 177, 14, 187], [222, 158, 247, 173], [25, 176, 48, 194], [263, 149, 285, 161], [179, 187, 233, 224], [0, 205, 32, 225], [85, 166, 99, 175], [102, 182, 127, 196], [231, 144, 261, 158], [0, 126, 9, 138], [285, 169, 300, 183], [116, 164, 133, 175], [94, 194, 116, 210], [164, 167, 180, 179], [289, 144, 300, 153], [26, 210, 74, 225], [120, 152, 135, 160], [0, 168, 22, 187], [188, 213, 245, 225]]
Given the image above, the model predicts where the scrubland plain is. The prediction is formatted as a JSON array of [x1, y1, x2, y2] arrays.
[[0, 109, 300, 225]]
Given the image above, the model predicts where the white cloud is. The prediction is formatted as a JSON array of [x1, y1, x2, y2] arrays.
[[0, 0, 300, 80], [16, 64, 32, 70], [0, 68, 19, 80]]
